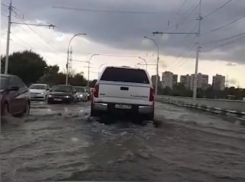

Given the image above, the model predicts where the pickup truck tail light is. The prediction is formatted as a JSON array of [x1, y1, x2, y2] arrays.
[[94, 84, 99, 98], [149, 88, 154, 101]]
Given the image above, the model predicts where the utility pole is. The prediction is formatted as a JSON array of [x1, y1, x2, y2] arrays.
[[3, 0, 55, 74], [66, 48, 70, 85], [69, 47, 73, 81], [87, 61, 90, 88], [152, 0, 201, 101], [193, 0, 202, 101], [144, 36, 159, 96], [4, 0, 12, 74]]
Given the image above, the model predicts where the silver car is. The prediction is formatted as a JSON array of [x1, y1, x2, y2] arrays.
[[74, 86, 88, 102], [29, 84, 50, 101]]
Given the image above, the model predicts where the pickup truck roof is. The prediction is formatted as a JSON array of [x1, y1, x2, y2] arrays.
[[99, 66, 151, 84]]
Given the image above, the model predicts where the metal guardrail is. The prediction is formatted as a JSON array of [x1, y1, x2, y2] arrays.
[[156, 95, 245, 115]]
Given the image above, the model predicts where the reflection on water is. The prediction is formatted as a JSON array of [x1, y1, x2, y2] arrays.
[[1, 102, 245, 182]]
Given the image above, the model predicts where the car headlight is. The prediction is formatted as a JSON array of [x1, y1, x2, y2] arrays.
[[65, 95, 70, 98], [48, 94, 53, 97], [41, 92, 45, 95], [80, 94, 84, 97]]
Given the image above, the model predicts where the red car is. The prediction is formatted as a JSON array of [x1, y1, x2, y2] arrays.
[[1, 74, 30, 117]]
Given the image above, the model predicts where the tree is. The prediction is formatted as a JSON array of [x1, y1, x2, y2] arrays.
[[90, 79, 97, 87], [1, 50, 47, 85], [45, 65, 59, 75], [39, 65, 61, 86], [40, 70, 87, 87], [69, 73, 87, 86]]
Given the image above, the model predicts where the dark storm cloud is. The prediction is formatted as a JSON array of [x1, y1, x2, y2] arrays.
[[4, 0, 245, 64]]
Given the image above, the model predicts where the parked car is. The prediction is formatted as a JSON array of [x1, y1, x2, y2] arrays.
[[47, 85, 78, 104], [74, 86, 88, 102], [1, 74, 30, 117], [29, 84, 50, 100], [90, 66, 154, 122]]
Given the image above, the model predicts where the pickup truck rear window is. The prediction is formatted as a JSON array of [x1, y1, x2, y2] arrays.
[[101, 67, 150, 84]]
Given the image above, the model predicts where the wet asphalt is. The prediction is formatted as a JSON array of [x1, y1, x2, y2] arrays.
[[1, 101, 245, 182]]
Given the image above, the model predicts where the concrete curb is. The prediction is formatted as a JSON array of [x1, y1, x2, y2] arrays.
[[157, 98, 245, 118]]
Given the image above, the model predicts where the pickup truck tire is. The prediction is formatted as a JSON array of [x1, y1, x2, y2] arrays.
[[147, 111, 154, 121], [90, 104, 100, 117]]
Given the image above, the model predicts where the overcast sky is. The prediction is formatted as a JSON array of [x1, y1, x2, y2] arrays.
[[1, 0, 245, 87]]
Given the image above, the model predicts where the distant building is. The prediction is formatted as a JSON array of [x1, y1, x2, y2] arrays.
[[173, 74, 178, 87], [212, 74, 225, 90], [161, 71, 178, 89], [180, 74, 191, 90], [151, 75, 160, 88], [190, 73, 209, 90]]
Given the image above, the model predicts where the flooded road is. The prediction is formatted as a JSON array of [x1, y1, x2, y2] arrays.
[[1, 101, 245, 182]]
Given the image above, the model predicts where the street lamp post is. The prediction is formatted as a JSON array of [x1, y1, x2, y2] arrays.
[[138, 57, 147, 70], [87, 54, 99, 88], [66, 33, 86, 85], [144, 36, 159, 95], [98, 63, 107, 77]]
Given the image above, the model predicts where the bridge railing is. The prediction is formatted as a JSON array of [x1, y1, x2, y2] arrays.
[[156, 95, 245, 112]]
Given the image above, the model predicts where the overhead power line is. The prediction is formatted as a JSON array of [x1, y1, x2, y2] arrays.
[[12, 22, 55, 28], [186, 24, 198, 38], [202, 35, 245, 52], [12, 7, 61, 42], [160, 8, 200, 70], [177, 0, 203, 27], [11, 33, 36, 49], [170, 0, 187, 21], [53, 6, 159, 14], [12, 9, 60, 54], [52, 6, 196, 15], [74, 52, 139, 58], [12, 5, 55, 26], [203, 0, 233, 19], [168, 41, 196, 70], [174, 58, 192, 70], [202, 31, 245, 45], [1, 13, 8, 17], [1, 3, 8, 7], [13, 6, 62, 39], [201, 14, 245, 36], [163, 0, 202, 31]]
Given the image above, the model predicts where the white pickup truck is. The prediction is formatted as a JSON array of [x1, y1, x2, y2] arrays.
[[91, 66, 154, 121]]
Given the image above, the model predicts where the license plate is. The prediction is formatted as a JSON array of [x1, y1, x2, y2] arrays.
[[54, 98, 62, 101], [115, 104, 132, 109]]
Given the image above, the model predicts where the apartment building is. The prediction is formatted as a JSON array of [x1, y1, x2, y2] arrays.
[[212, 74, 225, 90]]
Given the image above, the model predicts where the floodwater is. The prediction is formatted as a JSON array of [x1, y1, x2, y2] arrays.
[[1, 101, 245, 182]]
